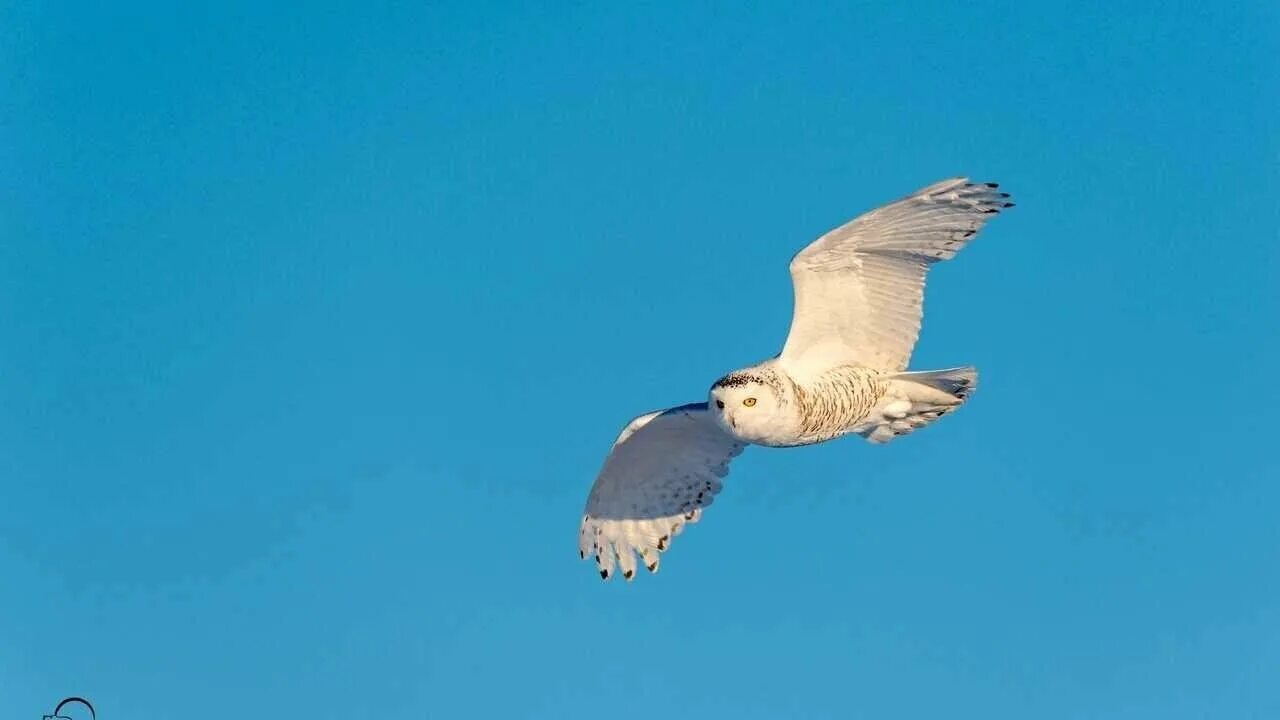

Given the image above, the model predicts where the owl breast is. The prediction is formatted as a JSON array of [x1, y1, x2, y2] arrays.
[[778, 365, 887, 446]]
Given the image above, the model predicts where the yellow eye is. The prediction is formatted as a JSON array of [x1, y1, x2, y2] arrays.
[[742, 397, 757, 407]]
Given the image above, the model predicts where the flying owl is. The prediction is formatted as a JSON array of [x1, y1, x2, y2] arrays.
[[579, 177, 1013, 581]]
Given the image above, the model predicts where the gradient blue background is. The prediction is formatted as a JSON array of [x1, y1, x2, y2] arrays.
[[3, 2, 1278, 718]]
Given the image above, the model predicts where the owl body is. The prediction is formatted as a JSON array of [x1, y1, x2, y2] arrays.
[[709, 362, 888, 447]]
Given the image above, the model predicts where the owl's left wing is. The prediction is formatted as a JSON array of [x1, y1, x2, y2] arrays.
[[779, 178, 1012, 374], [579, 403, 746, 581]]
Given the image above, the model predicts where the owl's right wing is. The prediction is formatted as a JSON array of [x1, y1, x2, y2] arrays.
[[779, 177, 1012, 375], [579, 403, 746, 582]]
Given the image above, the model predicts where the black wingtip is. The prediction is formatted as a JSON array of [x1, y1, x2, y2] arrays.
[[600, 569, 610, 580]]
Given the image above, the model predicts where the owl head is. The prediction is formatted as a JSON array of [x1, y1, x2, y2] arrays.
[[708, 371, 785, 443]]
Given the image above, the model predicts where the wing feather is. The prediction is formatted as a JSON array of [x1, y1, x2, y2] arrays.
[[579, 403, 745, 581], [779, 177, 1012, 373]]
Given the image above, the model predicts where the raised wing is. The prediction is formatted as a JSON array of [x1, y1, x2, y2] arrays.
[[579, 403, 745, 581], [779, 177, 1012, 373]]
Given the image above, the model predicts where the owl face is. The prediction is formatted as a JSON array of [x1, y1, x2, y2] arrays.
[[708, 378, 782, 443]]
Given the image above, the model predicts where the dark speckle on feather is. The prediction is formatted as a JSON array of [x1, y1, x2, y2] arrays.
[[712, 372, 762, 389]]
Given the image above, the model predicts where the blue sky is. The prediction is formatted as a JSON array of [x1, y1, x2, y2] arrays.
[[3, 2, 1278, 718]]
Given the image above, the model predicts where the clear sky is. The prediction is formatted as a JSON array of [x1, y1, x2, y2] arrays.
[[3, 2, 1278, 719]]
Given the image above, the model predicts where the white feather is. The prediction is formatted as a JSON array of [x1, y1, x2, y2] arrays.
[[579, 403, 745, 581], [779, 178, 1012, 375]]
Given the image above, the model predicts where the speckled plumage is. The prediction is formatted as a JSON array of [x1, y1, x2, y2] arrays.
[[790, 365, 887, 444], [579, 177, 1011, 581], [707, 362, 885, 446]]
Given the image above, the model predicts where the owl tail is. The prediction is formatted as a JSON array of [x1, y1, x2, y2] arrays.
[[855, 366, 977, 444]]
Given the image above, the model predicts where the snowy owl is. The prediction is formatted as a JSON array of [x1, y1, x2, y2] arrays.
[[578, 177, 1013, 581]]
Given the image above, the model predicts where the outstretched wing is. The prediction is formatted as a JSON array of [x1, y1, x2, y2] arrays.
[[579, 403, 745, 581], [779, 177, 1012, 374]]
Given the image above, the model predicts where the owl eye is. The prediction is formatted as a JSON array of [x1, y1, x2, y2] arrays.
[[742, 397, 757, 407]]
